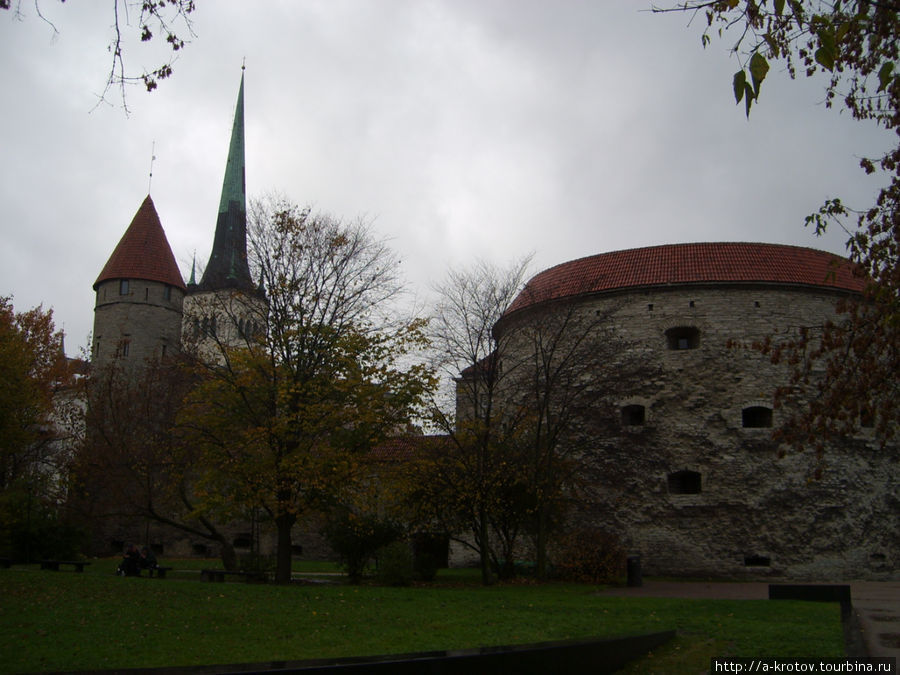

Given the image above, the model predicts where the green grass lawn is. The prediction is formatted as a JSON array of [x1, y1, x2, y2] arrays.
[[0, 564, 844, 673]]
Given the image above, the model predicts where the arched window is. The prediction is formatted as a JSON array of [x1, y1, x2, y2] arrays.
[[665, 326, 700, 350], [621, 404, 646, 426], [742, 406, 773, 428], [668, 470, 701, 494]]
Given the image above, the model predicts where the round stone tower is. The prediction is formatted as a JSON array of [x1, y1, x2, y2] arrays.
[[92, 195, 186, 370], [490, 242, 897, 580]]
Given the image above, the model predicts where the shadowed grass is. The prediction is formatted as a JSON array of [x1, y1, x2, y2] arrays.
[[0, 569, 843, 673]]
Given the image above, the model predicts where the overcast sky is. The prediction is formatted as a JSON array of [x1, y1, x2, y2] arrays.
[[1, 1, 893, 357]]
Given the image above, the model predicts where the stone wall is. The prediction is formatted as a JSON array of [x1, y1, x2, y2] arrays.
[[495, 283, 898, 580], [92, 278, 184, 368]]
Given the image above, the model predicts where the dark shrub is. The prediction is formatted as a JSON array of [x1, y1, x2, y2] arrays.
[[375, 541, 414, 586], [322, 510, 402, 583], [552, 528, 625, 584]]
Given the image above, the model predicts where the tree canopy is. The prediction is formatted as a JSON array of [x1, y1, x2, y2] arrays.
[[180, 199, 435, 582], [0, 296, 68, 492], [656, 0, 899, 450]]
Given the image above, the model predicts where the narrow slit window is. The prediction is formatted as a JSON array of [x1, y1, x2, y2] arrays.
[[744, 555, 771, 567], [621, 404, 646, 426]]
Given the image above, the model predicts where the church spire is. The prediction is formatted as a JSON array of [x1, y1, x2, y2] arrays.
[[194, 70, 255, 294]]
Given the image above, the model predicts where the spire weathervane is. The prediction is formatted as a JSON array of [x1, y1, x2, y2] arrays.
[[148, 140, 157, 193]]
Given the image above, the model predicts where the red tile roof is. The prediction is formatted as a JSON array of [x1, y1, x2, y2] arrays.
[[94, 195, 187, 291], [369, 435, 451, 462], [505, 242, 864, 316]]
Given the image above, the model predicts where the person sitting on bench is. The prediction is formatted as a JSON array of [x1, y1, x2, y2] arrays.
[[140, 546, 158, 575], [116, 544, 142, 577]]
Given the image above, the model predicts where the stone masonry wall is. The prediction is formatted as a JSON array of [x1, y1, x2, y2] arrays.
[[498, 283, 898, 581], [93, 278, 184, 368]]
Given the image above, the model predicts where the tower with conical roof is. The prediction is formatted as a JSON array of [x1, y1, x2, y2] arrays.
[[184, 70, 265, 354], [92, 195, 186, 369]]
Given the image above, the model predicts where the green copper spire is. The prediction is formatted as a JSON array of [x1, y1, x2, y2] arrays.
[[195, 70, 255, 293], [217, 72, 245, 215]]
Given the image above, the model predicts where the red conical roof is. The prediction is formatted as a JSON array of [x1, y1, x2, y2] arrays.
[[94, 195, 186, 291]]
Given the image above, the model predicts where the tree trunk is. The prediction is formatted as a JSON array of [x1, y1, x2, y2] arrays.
[[218, 537, 238, 571], [274, 511, 296, 583], [535, 505, 549, 580], [478, 504, 494, 585]]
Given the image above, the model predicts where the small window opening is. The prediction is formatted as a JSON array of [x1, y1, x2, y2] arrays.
[[144, 287, 149, 300], [119, 279, 129, 295], [120, 340, 130, 357], [754, 301, 761, 308], [163, 285, 172, 301], [665, 326, 699, 350], [668, 470, 701, 494], [742, 406, 773, 428], [647, 304, 654, 311], [744, 555, 771, 567], [689, 300, 695, 308], [860, 407, 875, 428], [621, 404, 646, 426]]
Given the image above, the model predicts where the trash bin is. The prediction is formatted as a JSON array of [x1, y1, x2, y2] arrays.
[[626, 555, 642, 587]]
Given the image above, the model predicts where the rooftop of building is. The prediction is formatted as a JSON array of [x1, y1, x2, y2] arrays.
[[503, 242, 864, 317], [94, 195, 187, 291]]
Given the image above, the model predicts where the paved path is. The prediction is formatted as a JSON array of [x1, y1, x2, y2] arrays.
[[596, 580, 900, 659]]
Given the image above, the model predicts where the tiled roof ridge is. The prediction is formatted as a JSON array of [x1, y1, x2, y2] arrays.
[[93, 195, 187, 291], [504, 241, 864, 317]]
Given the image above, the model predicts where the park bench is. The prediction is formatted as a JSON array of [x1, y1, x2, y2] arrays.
[[40, 560, 90, 573], [147, 565, 173, 579], [201, 568, 268, 583]]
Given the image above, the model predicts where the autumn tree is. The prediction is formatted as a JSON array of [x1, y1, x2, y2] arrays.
[[415, 258, 533, 584], [2, 0, 195, 111], [0, 296, 78, 560], [180, 198, 434, 583], [496, 289, 653, 579], [73, 356, 240, 569], [656, 0, 900, 449]]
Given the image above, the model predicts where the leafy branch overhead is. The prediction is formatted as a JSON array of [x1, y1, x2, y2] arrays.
[[655, 1, 900, 451], [2, 0, 196, 111]]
